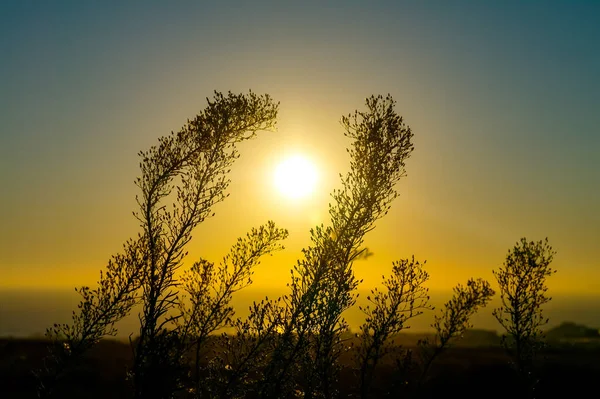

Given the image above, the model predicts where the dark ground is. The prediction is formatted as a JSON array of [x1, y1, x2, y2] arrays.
[[1, 337, 599, 398]]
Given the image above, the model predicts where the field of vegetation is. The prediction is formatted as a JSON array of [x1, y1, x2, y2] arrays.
[[3, 91, 592, 399], [2, 332, 599, 398]]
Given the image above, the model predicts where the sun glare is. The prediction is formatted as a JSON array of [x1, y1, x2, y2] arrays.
[[274, 155, 318, 200]]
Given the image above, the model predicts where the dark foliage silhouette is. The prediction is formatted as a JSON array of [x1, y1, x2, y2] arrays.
[[356, 257, 432, 398], [177, 221, 288, 395], [38, 91, 281, 398], [34, 92, 542, 399], [130, 90, 279, 399], [374, 278, 497, 398], [419, 278, 495, 377], [493, 237, 557, 397]]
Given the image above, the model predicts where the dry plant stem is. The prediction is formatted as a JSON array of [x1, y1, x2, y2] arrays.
[[260, 94, 415, 398], [177, 221, 288, 395], [37, 91, 279, 399], [218, 298, 284, 398], [357, 257, 432, 399], [492, 237, 556, 396], [419, 278, 495, 386], [38, 236, 146, 398], [132, 91, 279, 399]]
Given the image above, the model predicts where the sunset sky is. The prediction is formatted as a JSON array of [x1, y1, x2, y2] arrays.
[[1, 0, 599, 321]]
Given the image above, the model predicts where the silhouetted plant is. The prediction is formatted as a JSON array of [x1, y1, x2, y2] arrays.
[[38, 91, 280, 399], [492, 237, 557, 396], [40, 93, 441, 399], [37, 236, 146, 398], [176, 221, 288, 395], [418, 278, 495, 383], [132, 90, 279, 399], [211, 298, 286, 398], [356, 256, 432, 399], [255, 94, 415, 398]]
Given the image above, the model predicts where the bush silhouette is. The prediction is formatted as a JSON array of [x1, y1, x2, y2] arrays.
[[38, 91, 501, 399], [39, 91, 282, 398], [493, 237, 557, 396]]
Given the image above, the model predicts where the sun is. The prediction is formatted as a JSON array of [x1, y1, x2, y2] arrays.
[[274, 155, 318, 200]]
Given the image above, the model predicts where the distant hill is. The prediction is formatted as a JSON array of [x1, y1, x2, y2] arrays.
[[457, 329, 502, 347], [545, 322, 600, 342], [382, 329, 502, 347], [383, 324, 600, 347]]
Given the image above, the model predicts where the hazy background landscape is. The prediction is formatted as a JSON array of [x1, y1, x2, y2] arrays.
[[2, 288, 599, 338]]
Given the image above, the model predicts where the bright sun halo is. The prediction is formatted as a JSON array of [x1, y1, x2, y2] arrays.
[[274, 155, 318, 200]]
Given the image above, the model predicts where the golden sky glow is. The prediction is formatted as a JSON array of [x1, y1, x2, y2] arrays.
[[1, 1, 599, 310]]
